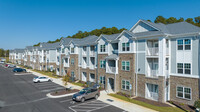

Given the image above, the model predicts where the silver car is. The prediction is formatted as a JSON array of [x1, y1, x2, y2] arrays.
[[72, 87, 100, 102]]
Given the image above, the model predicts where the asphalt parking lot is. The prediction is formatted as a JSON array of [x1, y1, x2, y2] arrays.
[[0, 64, 125, 112]]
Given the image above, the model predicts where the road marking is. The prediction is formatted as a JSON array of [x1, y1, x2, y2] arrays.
[[69, 100, 110, 112], [41, 87, 64, 92], [37, 85, 61, 89], [59, 99, 72, 103]]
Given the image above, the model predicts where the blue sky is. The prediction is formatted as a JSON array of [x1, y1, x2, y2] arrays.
[[0, 0, 199, 49]]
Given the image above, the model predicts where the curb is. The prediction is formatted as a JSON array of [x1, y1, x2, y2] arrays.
[[46, 92, 77, 98], [14, 72, 32, 75]]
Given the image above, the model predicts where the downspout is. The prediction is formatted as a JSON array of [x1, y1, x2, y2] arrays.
[[135, 39, 138, 96]]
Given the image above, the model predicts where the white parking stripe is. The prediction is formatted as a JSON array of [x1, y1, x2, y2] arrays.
[[59, 99, 72, 103], [37, 85, 61, 89], [69, 100, 111, 112]]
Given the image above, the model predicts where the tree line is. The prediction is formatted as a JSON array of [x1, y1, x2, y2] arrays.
[[0, 49, 9, 57], [150, 16, 200, 27], [33, 16, 200, 46], [33, 27, 126, 46]]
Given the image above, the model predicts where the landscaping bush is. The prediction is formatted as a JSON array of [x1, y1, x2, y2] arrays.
[[194, 100, 200, 108]]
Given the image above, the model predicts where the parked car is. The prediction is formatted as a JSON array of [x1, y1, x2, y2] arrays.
[[7, 64, 16, 68], [72, 87, 100, 102], [0, 61, 5, 64], [5, 64, 9, 67], [33, 76, 52, 83], [13, 68, 26, 72]]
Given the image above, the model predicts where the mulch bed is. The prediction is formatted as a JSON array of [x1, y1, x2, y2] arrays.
[[170, 101, 195, 112], [50, 89, 79, 96], [117, 92, 133, 97], [133, 97, 171, 107]]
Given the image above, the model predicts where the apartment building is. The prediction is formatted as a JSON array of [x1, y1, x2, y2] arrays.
[[9, 19, 200, 105], [9, 49, 25, 65]]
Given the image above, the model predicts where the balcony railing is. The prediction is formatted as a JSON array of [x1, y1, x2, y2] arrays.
[[90, 51, 95, 56], [112, 49, 118, 54], [106, 67, 116, 74], [166, 47, 169, 56], [83, 51, 87, 56], [147, 70, 158, 78], [89, 65, 95, 69], [147, 47, 159, 56], [147, 92, 158, 101], [64, 62, 69, 67]]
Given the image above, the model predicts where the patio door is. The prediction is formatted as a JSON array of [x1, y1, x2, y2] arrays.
[[146, 83, 158, 101]]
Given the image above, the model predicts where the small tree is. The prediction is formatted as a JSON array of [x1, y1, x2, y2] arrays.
[[194, 100, 200, 109], [62, 70, 71, 86]]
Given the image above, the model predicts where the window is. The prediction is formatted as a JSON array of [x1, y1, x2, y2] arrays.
[[122, 80, 130, 90], [71, 48, 74, 53], [71, 58, 74, 65], [184, 63, 191, 74], [177, 63, 191, 74], [122, 61, 130, 71], [100, 60, 106, 68], [177, 86, 191, 100], [177, 63, 183, 73], [177, 39, 191, 50], [177, 40, 183, 50], [122, 42, 130, 51], [184, 39, 191, 50], [62, 48, 65, 53], [100, 76, 105, 85], [100, 45, 106, 52], [71, 71, 75, 77]]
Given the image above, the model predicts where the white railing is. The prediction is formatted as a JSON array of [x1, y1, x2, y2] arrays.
[[147, 92, 158, 101], [106, 67, 116, 74], [112, 49, 118, 54], [64, 62, 69, 67], [147, 70, 158, 78], [90, 65, 95, 69], [166, 47, 169, 55], [90, 51, 95, 56], [83, 51, 87, 56], [82, 64, 87, 68], [147, 47, 159, 56]]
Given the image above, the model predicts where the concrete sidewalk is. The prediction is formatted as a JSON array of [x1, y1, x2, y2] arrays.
[[26, 69, 157, 112]]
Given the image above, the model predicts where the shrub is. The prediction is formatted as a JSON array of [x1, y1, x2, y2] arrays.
[[194, 100, 200, 108]]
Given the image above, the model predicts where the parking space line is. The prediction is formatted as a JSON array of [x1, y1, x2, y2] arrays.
[[37, 85, 61, 89], [59, 99, 72, 103], [69, 100, 111, 112]]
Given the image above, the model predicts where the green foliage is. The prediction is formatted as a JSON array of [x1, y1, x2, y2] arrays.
[[0, 49, 9, 57], [154, 16, 167, 24], [194, 100, 200, 108]]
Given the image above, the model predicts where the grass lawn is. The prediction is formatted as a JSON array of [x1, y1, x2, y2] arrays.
[[109, 94, 184, 112], [71, 82, 85, 87], [32, 70, 61, 78]]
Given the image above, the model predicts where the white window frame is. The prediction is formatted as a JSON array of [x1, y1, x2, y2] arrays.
[[121, 61, 130, 71], [100, 76, 105, 85], [177, 63, 191, 75], [100, 60, 106, 68], [121, 79, 130, 90], [100, 45, 106, 52], [122, 42, 130, 51], [71, 58, 74, 65], [71, 48, 75, 53], [176, 86, 192, 100], [177, 39, 191, 51]]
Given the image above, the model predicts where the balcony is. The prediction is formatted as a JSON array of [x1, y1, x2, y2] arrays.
[[82, 51, 87, 56], [89, 64, 95, 69], [90, 51, 95, 56], [147, 47, 159, 56], [112, 49, 118, 54], [106, 67, 116, 74], [147, 70, 158, 78]]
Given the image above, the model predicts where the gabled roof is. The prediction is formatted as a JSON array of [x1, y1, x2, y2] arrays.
[[129, 19, 200, 39], [97, 33, 120, 43], [71, 35, 98, 46]]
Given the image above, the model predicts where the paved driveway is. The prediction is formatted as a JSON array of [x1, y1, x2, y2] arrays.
[[0, 65, 125, 112]]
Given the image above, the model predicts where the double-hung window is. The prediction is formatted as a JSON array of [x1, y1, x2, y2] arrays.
[[122, 42, 130, 51], [122, 61, 130, 71], [100, 45, 106, 52], [122, 80, 130, 90], [177, 86, 191, 100], [177, 39, 191, 50], [71, 58, 74, 65], [177, 63, 191, 74], [71, 48, 74, 53], [100, 76, 105, 85], [71, 71, 75, 77], [100, 60, 106, 68], [62, 48, 65, 53]]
